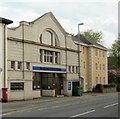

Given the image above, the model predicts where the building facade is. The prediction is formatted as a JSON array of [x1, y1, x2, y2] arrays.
[[0, 18, 13, 100], [1, 12, 108, 101]]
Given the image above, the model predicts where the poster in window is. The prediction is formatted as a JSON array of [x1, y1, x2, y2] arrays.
[[68, 81, 72, 90]]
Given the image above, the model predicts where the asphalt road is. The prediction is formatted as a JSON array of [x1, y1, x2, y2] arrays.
[[1, 92, 119, 118]]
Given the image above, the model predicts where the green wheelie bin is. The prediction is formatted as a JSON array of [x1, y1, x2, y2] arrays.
[[79, 87, 83, 96]]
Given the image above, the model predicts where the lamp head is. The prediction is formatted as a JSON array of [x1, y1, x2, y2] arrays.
[[78, 23, 84, 26]]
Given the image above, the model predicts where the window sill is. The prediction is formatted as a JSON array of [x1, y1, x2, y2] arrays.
[[10, 90, 24, 92]]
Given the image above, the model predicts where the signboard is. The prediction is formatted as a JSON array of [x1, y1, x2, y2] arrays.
[[68, 81, 72, 91], [32, 66, 66, 72]]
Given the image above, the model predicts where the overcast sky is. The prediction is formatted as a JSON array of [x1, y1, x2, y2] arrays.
[[0, 0, 118, 48]]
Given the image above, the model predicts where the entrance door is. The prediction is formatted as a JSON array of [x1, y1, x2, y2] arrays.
[[72, 81, 80, 96], [55, 78, 61, 96]]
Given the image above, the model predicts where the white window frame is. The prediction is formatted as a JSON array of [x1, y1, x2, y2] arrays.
[[17, 62, 22, 70]]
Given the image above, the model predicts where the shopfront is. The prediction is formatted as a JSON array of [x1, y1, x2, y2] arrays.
[[32, 66, 66, 97]]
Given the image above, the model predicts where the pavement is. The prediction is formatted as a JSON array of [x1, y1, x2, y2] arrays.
[[0, 92, 119, 117]]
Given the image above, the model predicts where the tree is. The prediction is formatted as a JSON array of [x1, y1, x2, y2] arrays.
[[108, 40, 120, 69], [108, 70, 120, 84], [108, 39, 120, 91], [108, 69, 120, 91], [82, 29, 103, 43]]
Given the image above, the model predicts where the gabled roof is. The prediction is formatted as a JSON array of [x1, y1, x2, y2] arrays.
[[27, 12, 65, 35], [0, 17, 13, 24], [9, 12, 66, 35], [73, 34, 107, 50]]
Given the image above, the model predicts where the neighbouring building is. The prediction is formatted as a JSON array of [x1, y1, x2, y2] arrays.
[[0, 18, 13, 100], [0, 12, 108, 101]]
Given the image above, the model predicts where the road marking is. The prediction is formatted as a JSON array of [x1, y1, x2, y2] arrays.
[[71, 110, 95, 118], [1, 99, 82, 116], [2, 98, 78, 115], [38, 107, 48, 111], [104, 103, 118, 109], [51, 105, 60, 108]]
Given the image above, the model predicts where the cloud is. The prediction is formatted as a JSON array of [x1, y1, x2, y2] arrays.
[[0, 1, 118, 48], [1, 0, 119, 3], [102, 30, 117, 48]]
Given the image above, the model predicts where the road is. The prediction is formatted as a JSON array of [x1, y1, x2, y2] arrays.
[[1, 92, 119, 118]]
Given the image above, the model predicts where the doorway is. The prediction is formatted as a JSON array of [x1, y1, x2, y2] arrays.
[[54, 74, 64, 96], [72, 81, 80, 96], [33, 72, 64, 97]]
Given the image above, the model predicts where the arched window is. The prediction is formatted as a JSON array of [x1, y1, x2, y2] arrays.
[[40, 34, 42, 43], [55, 37, 58, 46], [40, 29, 59, 47], [42, 31, 52, 45]]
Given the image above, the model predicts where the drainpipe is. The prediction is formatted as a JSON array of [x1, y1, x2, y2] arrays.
[[22, 23, 25, 100], [22, 24, 25, 79], [65, 34, 67, 96], [77, 43, 80, 86]]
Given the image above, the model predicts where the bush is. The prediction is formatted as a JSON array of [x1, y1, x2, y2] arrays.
[[95, 83, 117, 93], [96, 84, 103, 89], [103, 84, 107, 88], [103, 83, 116, 88], [110, 83, 116, 87], [117, 84, 120, 92], [103, 84, 110, 88]]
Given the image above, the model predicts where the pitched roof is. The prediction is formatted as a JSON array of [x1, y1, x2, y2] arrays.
[[9, 12, 66, 34], [0, 17, 13, 24], [74, 34, 107, 50]]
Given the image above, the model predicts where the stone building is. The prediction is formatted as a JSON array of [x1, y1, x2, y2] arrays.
[[0, 12, 108, 101], [0, 18, 13, 100]]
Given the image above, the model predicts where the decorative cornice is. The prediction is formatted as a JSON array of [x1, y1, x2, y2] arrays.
[[7, 37, 78, 53]]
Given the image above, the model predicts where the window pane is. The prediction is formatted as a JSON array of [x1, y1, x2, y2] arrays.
[[18, 62, 22, 69], [26, 62, 30, 70], [11, 61, 15, 69]]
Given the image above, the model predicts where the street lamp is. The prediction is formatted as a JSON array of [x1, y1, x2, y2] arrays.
[[78, 23, 84, 96], [78, 23, 84, 36]]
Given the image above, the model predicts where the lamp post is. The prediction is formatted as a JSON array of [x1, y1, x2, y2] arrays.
[[78, 23, 84, 96]]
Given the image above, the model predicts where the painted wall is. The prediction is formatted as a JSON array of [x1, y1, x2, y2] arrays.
[[0, 23, 8, 89], [0, 24, 3, 99], [7, 13, 68, 100], [80, 45, 108, 91], [80, 45, 89, 91], [92, 47, 108, 87]]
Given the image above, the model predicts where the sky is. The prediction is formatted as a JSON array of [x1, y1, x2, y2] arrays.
[[0, 0, 119, 48]]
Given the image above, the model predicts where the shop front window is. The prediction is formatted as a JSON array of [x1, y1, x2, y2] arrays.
[[33, 73, 41, 90]]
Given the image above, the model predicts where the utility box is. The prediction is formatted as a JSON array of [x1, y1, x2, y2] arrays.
[[2, 88, 8, 102]]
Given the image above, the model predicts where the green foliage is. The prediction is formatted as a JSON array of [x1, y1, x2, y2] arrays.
[[109, 40, 120, 57], [108, 70, 120, 87], [117, 84, 120, 92], [82, 29, 103, 43], [103, 84, 115, 88], [109, 82, 116, 87], [108, 57, 118, 70], [108, 40, 120, 69], [96, 84, 103, 89]]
